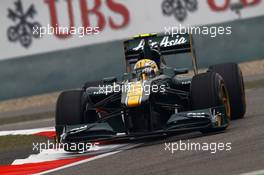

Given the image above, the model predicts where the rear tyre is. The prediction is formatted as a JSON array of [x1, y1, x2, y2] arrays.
[[55, 90, 84, 141], [191, 72, 231, 133], [209, 63, 246, 120]]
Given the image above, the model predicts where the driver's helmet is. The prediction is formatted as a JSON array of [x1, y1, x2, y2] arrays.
[[134, 59, 159, 80]]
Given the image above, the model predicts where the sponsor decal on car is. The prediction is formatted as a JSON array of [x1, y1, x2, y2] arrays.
[[133, 35, 187, 51], [187, 112, 206, 118]]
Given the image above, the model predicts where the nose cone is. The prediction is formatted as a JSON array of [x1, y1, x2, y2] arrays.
[[121, 81, 143, 107]]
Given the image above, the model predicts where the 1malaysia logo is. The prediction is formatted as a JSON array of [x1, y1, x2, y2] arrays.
[[162, 0, 198, 22], [7, 0, 42, 48]]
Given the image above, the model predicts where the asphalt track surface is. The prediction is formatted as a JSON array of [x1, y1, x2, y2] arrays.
[[1, 87, 264, 175]]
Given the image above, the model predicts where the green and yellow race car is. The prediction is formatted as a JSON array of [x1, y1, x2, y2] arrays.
[[55, 33, 246, 150]]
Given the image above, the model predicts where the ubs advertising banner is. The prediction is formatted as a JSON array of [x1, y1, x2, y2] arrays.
[[0, 0, 263, 60]]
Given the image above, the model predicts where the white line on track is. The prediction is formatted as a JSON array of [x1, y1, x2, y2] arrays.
[[33, 151, 122, 175], [33, 143, 141, 175], [1, 127, 142, 174], [241, 169, 264, 175], [12, 144, 131, 165], [0, 127, 54, 136]]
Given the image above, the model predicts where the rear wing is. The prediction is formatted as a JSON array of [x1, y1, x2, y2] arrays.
[[123, 33, 198, 74]]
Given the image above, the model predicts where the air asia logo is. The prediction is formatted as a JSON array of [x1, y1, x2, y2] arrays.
[[162, 0, 198, 22], [133, 36, 187, 51], [7, 0, 41, 48]]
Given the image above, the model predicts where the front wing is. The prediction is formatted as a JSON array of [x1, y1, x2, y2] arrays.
[[59, 106, 228, 144]]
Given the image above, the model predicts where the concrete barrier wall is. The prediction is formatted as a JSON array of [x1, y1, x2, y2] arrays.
[[0, 15, 264, 101]]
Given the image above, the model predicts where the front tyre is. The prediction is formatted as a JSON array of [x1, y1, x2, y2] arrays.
[[209, 63, 246, 120], [191, 72, 231, 133], [55, 90, 84, 141]]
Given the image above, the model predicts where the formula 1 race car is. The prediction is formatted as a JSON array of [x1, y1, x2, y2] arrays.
[[55, 33, 246, 149]]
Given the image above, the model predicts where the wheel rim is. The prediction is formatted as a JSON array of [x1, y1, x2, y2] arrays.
[[221, 84, 231, 119]]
